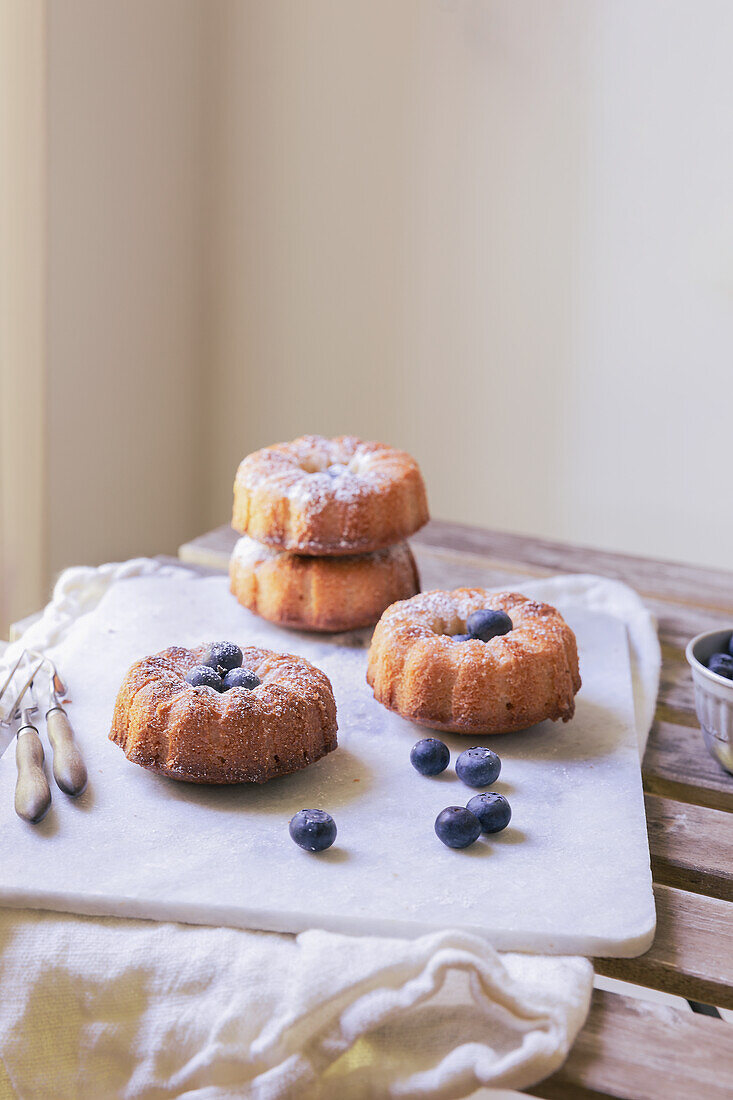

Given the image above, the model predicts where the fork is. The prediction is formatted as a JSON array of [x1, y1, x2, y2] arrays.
[[38, 654, 88, 797], [12, 670, 52, 824]]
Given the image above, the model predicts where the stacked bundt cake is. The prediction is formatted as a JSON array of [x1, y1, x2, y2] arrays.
[[230, 435, 428, 632]]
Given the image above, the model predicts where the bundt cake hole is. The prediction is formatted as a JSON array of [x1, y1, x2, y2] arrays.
[[346, 455, 371, 477], [299, 456, 328, 474], [435, 617, 467, 638]]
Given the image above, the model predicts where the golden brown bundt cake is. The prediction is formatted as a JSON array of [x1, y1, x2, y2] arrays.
[[229, 536, 421, 633], [367, 589, 581, 735], [232, 435, 429, 555], [109, 643, 338, 783]]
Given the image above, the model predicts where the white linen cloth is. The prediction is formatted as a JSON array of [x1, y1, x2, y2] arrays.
[[0, 561, 660, 1100]]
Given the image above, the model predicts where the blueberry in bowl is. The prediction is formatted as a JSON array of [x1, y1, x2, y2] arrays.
[[289, 809, 337, 852], [185, 664, 223, 691], [709, 653, 733, 681], [434, 806, 481, 849], [467, 792, 512, 834], [410, 738, 450, 776], [455, 746, 501, 788], [466, 609, 513, 642]]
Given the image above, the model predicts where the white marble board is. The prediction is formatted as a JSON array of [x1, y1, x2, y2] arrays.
[[0, 571, 656, 956]]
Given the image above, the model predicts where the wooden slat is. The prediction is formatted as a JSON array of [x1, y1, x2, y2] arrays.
[[595, 884, 733, 1010], [179, 525, 237, 570], [182, 519, 733, 613], [414, 520, 733, 612], [645, 794, 733, 901], [642, 580, 733, 811], [529, 989, 733, 1100], [181, 520, 733, 619], [643, 717, 733, 813]]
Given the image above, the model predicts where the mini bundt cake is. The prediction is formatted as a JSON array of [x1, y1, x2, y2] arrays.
[[230, 535, 421, 633], [110, 642, 338, 783], [232, 435, 429, 555], [367, 590, 581, 735]]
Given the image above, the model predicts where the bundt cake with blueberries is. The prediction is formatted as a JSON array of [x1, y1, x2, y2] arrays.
[[232, 435, 429, 556], [366, 590, 581, 735], [110, 641, 338, 784], [230, 535, 421, 633]]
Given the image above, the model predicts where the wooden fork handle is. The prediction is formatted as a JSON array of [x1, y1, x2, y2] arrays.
[[46, 707, 88, 796], [15, 727, 52, 823]]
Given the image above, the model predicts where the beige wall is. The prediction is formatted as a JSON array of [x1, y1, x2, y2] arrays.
[[203, 0, 733, 570], [46, 0, 206, 574], [204, 1, 594, 547], [0, 0, 47, 630], [3, 1, 732, 625]]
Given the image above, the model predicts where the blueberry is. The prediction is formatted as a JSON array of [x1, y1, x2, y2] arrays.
[[410, 738, 450, 776], [466, 609, 513, 642], [466, 792, 512, 834], [202, 641, 243, 673], [455, 746, 501, 788], [434, 806, 481, 849], [289, 809, 337, 852], [185, 664, 223, 691], [222, 667, 261, 691], [708, 653, 733, 681], [451, 634, 473, 642]]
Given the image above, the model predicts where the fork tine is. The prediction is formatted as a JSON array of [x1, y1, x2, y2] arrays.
[[3, 659, 44, 724], [0, 652, 25, 706], [27, 650, 66, 696]]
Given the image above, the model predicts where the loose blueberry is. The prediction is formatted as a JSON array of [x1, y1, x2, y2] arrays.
[[466, 792, 512, 834], [434, 806, 482, 849], [222, 667, 261, 691], [202, 641, 243, 673], [708, 653, 733, 681], [451, 634, 473, 642], [289, 809, 337, 852], [410, 737, 450, 776], [455, 746, 501, 788], [466, 609, 513, 642], [185, 664, 223, 691]]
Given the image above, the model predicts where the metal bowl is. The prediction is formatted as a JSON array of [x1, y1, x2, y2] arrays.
[[685, 628, 733, 775]]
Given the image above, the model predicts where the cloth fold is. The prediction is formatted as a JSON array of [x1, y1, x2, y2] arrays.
[[0, 560, 660, 1100], [0, 912, 592, 1100]]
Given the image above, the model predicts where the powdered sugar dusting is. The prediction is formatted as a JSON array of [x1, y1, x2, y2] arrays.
[[231, 536, 280, 569], [381, 589, 571, 647], [128, 643, 334, 720], [232, 534, 416, 569], [237, 435, 420, 508]]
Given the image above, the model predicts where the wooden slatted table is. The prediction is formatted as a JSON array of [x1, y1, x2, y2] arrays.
[[180, 520, 733, 1099]]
